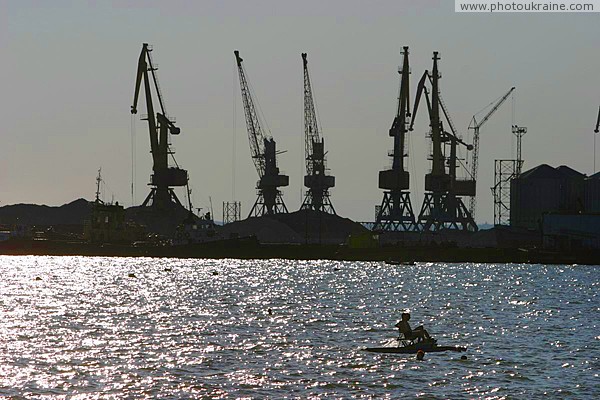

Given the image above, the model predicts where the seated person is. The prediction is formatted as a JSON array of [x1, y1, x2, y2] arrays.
[[395, 312, 432, 342]]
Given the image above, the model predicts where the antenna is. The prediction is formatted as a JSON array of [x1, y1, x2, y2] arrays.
[[95, 168, 103, 203]]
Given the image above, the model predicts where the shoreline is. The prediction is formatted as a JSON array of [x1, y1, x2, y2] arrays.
[[0, 238, 597, 265]]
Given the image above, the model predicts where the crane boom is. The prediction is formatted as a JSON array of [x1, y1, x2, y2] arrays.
[[467, 86, 515, 218], [425, 72, 461, 141], [410, 71, 429, 132], [472, 87, 515, 129], [302, 53, 320, 175], [234, 50, 266, 178]]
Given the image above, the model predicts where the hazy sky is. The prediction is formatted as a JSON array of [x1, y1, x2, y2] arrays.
[[1, 0, 598, 223]]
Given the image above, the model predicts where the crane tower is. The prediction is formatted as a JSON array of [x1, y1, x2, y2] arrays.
[[301, 53, 336, 214], [467, 87, 515, 219], [234, 50, 289, 217], [373, 46, 416, 231], [412, 52, 477, 231], [131, 43, 188, 210]]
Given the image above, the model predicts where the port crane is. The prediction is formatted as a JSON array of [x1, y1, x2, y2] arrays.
[[131, 43, 188, 210], [300, 53, 336, 214], [234, 50, 289, 217], [373, 46, 416, 231], [467, 86, 515, 219], [411, 52, 477, 231]]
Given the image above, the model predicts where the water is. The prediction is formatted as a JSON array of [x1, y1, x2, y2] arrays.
[[0, 256, 598, 399]]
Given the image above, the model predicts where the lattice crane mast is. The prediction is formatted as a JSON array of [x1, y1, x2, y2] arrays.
[[234, 50, 289, 217], [467, 86, 515, 218], [301, 53, 336, 214], [131, 43, 188, 210]]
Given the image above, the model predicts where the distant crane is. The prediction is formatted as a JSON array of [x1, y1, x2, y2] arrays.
[[234, 50, 289, 217], [411, 51, 477, 232], [131, 43, 188, 210], [300, 53, 336, 214], [467, 86, 515, 219], [373, 46, 416, 231]]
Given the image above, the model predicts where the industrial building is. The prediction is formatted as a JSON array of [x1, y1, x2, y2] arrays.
[[584, 172, 600, 213], [510, 164, 585, 230], [532, 169, 600, 251], [543, 213, 600, 251]]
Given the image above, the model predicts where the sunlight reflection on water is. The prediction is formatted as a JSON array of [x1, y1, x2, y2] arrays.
[[0, 256, 598, 398]]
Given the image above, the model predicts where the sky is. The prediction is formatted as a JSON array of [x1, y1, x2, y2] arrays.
[[1, 0, 598, 224]]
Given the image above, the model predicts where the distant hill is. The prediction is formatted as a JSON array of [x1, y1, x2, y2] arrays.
[[0, 199, 92, 226]]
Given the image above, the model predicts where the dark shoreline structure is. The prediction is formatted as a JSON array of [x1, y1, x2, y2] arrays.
[[0, 236, 598, 265], [0, 198, 598, 265], [2, 160, 600, 267]]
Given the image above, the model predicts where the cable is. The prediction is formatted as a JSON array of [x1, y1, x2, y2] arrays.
[[233, 63, 237, 201], [131, 114, 136, 206]]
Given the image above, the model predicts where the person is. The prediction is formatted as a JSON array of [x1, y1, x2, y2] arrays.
[[395, 312, 432, 342]]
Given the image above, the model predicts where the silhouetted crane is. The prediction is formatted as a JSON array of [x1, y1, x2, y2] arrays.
[[300, 53, 336, 214], [374, 46, 416, 231], [411, 52, 477, 232], [467, 86, 515, 219], [234, 50, 289, 217], [131, 43, 188, 210]]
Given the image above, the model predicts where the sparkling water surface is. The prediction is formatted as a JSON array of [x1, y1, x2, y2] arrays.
[[0, 256, 598, 399]]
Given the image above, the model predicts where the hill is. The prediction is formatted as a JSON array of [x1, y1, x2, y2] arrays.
[[0, 199, 92, 226]]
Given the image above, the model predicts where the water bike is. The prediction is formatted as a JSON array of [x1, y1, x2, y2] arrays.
[[365, 336, 466, 354]]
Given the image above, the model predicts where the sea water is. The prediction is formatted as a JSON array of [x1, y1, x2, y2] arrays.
[[0, 256, 598, 399]]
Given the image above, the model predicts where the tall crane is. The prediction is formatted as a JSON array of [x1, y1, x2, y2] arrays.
[[411, 51, 477, 232], [373, 46, 416, 231], [131, 43, 188, 210], [467, 86, 515, 219], [300, 53, 336, 214], [234, 50, 289, 217]]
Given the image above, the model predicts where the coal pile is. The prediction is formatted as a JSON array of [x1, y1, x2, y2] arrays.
[[221, 209, 368, 244]]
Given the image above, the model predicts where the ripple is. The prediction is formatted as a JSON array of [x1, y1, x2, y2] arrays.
[[0, 256, 598, 398]]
